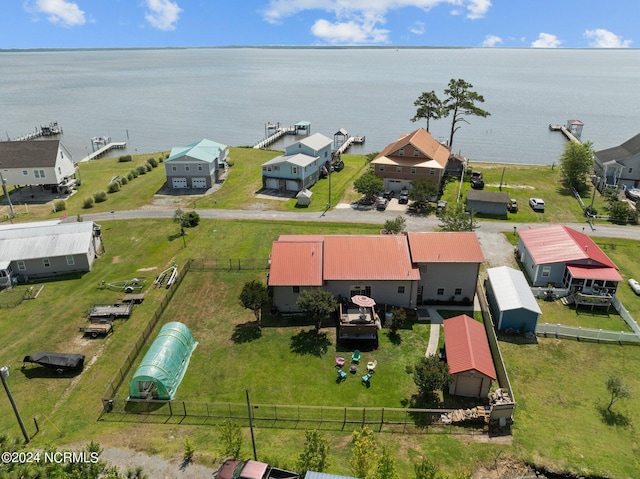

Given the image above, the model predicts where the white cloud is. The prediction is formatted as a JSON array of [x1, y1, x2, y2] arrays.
[[584, 28, 632, 48], [144, 0, 182, 31], [262, 0, 492, 43], [531, 32, 561, 48], [409, 21, 425, 35], [26, 0, 86, 27], [481, 34, 502, 47]]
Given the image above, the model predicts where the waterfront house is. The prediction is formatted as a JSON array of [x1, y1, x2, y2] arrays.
[[261, 133, 332, 192], [0, 140, 77, 193], [594, 132, 640, 191], [370, 128, 450, 193], [164, 139, 228, 189]]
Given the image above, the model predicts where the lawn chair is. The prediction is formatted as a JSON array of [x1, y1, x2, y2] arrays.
[[361, 373, 372, 385], [335, 355, 345, 368], [367, 360, 377, 373], [351, 350, 361, 363], [337, 369, 347, 380]]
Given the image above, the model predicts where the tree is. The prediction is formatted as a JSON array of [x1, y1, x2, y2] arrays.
[[383, 215, 406, 234], [409, 177, 440, 211], [297, 288, 338, 332], [413, 356, 453, 401], [354, 172, 383, 202], [606, 375, 630, 412], [368, 444, 399, 479], [411, 90, 444, 132], [606, 199, 637, 224], [174, 208, 200, 228], [559, 140, 595, 194], [443, 78, 490, 148], [350, 426, 377, 479], [238, 280, 270, 323], [296, 430, 330, 476], [217, 419, 243, 458], [388, 307, 407, 336], [438, 201, 478, 232], [414, 458, 439, 479]]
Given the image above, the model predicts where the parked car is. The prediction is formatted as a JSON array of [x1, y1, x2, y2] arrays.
[[398, 190, 409, 204], [529, 198, 545, 212], [625, 188, 640, 201], [470, 177, 485, 189], [376, 197, 389, 211], [436, 200, 447, 214], [507, 199, 518, 212], [383, 189, 395, 199]]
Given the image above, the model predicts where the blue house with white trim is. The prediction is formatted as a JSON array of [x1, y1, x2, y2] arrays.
[[261, 133, 332, 192], [164, 139, 228, 189]]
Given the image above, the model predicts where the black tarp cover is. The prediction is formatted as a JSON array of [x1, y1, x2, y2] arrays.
[[23, 352, 85, 370]]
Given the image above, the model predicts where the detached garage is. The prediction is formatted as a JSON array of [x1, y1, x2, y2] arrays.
[[485, 266, 542, 333], [466, 190, 510, 216], [128, 322, 198, 401], [443, 314, 496, 398]]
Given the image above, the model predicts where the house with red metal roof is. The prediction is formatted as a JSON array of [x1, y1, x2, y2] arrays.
[[268, 234, 420, 312], [443, 314, 496, 398], [516, 225, 622, 294], [370, 128, 451, 194], [407, 232, 484, 304]]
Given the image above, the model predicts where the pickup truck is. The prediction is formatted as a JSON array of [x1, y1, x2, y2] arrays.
[[217, 459, 298, 479]]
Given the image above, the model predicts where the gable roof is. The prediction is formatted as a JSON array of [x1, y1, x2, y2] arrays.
[[486, 266, 542, 314], [596, 132, 640, 165], [443, 314, 496, 379], [0, 221, 96, 262], [0, 140, 62, 168], [268, 239, 323, 286], [323, 235, 420, 281], [466, 190, 510, 204], [518, 225, 618, 270], [296, 133, 332, 151], [407, 232, 484, 263], [262, 153, 318, 168], [372, 128, 450, 169], [166, 139, 227, 164]]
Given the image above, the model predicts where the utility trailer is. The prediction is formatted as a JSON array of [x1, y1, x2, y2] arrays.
[[89, 303, 134, 320], [79, 322, 113, 338]]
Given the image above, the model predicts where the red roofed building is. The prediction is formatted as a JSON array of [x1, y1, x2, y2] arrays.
[[443, 314, 496, 398], [370, 128, 451, 194], [407, 232, 484, 304], [517, 225, 622, 294]]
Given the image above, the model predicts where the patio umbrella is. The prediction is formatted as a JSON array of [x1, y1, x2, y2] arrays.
[[351, 295, 376, 307]]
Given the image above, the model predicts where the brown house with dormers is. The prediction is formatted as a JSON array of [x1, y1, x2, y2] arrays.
[[370, 128, 451, 193]]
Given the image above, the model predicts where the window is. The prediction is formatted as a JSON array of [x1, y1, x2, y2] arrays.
[[397, 286, 405, 294], [350, 286, 372, 298], [172, 166, 177, 171], [273, 165, 279, 171], [629, 167, 633, 174], [43, 258, 51, 268], [185, 166, 190, 171], [34, 169, 45, 178], [198, 165, 203, 171], [66, 255, 75, 266], [437, 288, 445, 296], [398, 148, 404, 156], [22, 170, 28, 176], [542, 266, 551, 277], [292, 166, 298, 174], [324, 151, 328, 157], [413, 150, 419, 157], [379, 165, 385, 172], [396, 166, 402, 173], [454, 288, 462, 295], [17, 261, 26, 271], [429, 168, 435, 176], [411, 167, 417, 174], [293, 286, 300, 293]]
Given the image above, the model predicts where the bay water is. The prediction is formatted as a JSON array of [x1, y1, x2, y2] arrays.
[[1, 47, 639, 164]]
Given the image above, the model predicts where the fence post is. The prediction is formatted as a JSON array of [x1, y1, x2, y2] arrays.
[[597, 329, 602, 341], [556, 323, 560, 338], [362, 408, 365, 427], [577, 327, 581, 340], [183, 401, 187, 417]]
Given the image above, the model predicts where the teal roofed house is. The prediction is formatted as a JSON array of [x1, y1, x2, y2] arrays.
[[128, 322, 198, 401], [164, 139, 228, 190], [261, 133, 332, 192]]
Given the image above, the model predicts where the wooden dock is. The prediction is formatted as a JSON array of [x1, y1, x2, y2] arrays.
[[549, 120, 582, 144], [79, 142, 127, 162], [6, 121, 63, 141], [253, 127, 295, 149], [335, 136, 365, 156]]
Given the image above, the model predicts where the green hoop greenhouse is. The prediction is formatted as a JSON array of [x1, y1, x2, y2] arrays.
[[128, 322, 198, 401]]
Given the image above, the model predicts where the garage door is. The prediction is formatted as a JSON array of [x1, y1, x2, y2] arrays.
[[455, 375, 483, 397], [265, 178, 278, 189], [285, 180, 299, 191], [192, 177, 207, 188], [172, 177, 187, 188]]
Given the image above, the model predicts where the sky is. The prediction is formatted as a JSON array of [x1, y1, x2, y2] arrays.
[[1, 0, 636, 49]]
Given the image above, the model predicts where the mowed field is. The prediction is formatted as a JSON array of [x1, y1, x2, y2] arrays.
[[0, 148, 640, 477]]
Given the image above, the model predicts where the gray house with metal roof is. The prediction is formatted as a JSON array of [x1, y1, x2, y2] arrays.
[[485, 266, 542, 333], [164, 139, 228, 189], [0, 140, 78, 193], [594, 132, 640, 190], [0, 221, 102, 288], [261, 133, 332, 191]]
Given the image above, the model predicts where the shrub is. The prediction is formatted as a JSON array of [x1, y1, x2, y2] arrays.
[[147, 157, 158, 168], [83, 197, 94, 209], [145, 162, 153, 172], [130, 169, 139, 178], [136, 165, 147, 175], [182, 211, 200, 227], [119, 176, 128, 185], [127, 172, 134, 181], [107, 182, 121, 193], [53, 200, 66, 212], [93, 191, 107, 203], [118, 154, 133, 162]]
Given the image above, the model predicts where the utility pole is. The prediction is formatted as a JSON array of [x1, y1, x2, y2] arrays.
[[1, 366, 29, 443], [0, 164, 15, 218], [245, 389, 257, 460]]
